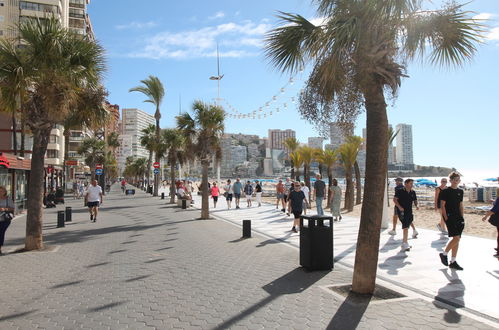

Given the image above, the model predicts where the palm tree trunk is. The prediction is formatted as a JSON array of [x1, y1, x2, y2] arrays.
[[295, 169, 300, 182], [25, 126, 51, 251], [201, 160, 210, 219], [169, 162, 176, 204], [352, 82, 389, 294], [344, 168, 354, 211], [146, 151, 152, 191], [290, 161, 294, 180], [63, 128, 70, 190], [20, 116, 26, 157], [354, 161, 362, 205], [11, 114, 18, 155], [153, 117, 160, 197], [304, 164, 310, 191]]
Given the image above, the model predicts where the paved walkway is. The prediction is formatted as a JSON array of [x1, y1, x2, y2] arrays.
[[0, 186, 497, 329], [191, 196, 499, 323]]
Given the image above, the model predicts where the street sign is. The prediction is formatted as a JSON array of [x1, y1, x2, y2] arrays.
[[95, 169, 103, 176], [153, 162, 160, 168], [153, 168, 160, 175], [65, 160, 78, 166], [96, 164, 103, 170]]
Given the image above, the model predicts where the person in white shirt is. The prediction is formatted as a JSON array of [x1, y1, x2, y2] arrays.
[[300, 182, 310, 215], [85, 179, 103, 222], [224, 179, 234, 209]]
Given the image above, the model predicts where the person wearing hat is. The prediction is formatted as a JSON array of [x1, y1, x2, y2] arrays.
[[389, 177, 419, 238]]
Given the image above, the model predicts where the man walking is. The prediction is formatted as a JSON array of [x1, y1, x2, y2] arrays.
[[283, 177, 293, 205], [389, 177, 419, 238], [255, 180, 262, 207], [439, 172, 465, 270], [233, 178, 243, 209], [393, 179, 419, 252], [288, 181, 307, 233], [85, 179, 103, 222], [276, 179, 285, 211], [313, 174, 326, 216], [244, 181, 254, 208]]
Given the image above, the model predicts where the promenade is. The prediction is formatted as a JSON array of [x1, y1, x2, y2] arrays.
[[0, 186, 497, 329]]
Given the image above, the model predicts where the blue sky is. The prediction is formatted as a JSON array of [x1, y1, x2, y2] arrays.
[[88, 0, 499, 177]]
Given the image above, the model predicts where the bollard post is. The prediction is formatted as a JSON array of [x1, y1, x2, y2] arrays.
[[57, 211, 65, 228], [242, 220, 251, 238], [182, 199, 187, 209], [65, 207, 72, 222], [161, 192, 165, 200]]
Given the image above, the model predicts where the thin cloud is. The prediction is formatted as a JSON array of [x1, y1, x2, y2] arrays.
[[487, 27, 499, 41], [209, 11, 225, 20], [115, 21, 158, 30], [473, 13, 494, 20], [129, 20, 272, 60]]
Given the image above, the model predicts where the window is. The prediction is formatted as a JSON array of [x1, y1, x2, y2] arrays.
[[0, 2, 4, 7], [19, 1, 58, 14], [69, 18, 85, 28], [46, 150, 59, 159], [0, 31, 3, 36], [0, 15, 4, 23], [69, 7, 85, 19], [49, 135, 58, 144], [69, 0, 85, 8]]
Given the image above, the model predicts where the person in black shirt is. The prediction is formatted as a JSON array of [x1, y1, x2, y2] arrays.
[[439, 172, 465, 270], [393, 179, 419, 251], [255, 180, 262, 207], [287, 182, 307, 233], [389, 177, 419, 238]]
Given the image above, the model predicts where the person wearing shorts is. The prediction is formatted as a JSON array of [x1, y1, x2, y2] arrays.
[[283, 177, 292, 204], [255, 180, 262, 207], [244, 181, 253, 208], [393, 179, 418, 252], [287, 182, 307, 233], [210, 182, 220, 208], [233, 178, 243, 209], [439, 172, 465, 270], [434, 178, 448, 234], [85, 179, 103, 222], [276, 179, 285, 211], [224, 180, 233, 209], [389, 177, 418, 238]]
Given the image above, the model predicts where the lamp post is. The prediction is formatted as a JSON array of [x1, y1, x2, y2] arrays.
[[209, 44, 223, 180]]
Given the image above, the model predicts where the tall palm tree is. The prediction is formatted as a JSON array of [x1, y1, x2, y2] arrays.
[[289, 151, 303, 182], [284, 137, 300, 178], [338, 142, 358, 212], [130, 76, 165, 196], [346, 136, 364, 205], [297, 146, 314, 192], [0, 18, 106, 251], [316, 149, 338, 207], [139, 124, 156, 190], [177, 100, 225, 219], [264, 0, 482, 293], [107, 131, 120, 154], [161, 128, 186, 204], [77, 137, 106, 179]]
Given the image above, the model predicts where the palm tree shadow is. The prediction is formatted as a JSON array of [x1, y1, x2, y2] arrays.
[[327, 291, 371, 329], [432, 269, 465, 324], [378, 251, 412, 275], [213, 267, 329, 330]]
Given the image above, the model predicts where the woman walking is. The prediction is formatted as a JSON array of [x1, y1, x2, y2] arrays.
[[0, 186, 15, 255], [210, 182, 220, 208], [255, 180, 262, 207], [224, 179, 233, 209], [329, 179, 342, 221], [300, 182, 310, 215]]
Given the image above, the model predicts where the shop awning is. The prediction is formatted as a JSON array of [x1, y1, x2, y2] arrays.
[[0, 152, 31, 171]]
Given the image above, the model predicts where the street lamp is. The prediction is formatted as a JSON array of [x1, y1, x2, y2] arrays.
[[209, 44, 224, 104]]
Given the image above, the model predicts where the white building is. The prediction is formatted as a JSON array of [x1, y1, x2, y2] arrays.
[[120, 108, 155, 166], [395, 123, 414, 165], [329, 122, 353, 149], [308, 137, 324, 150]]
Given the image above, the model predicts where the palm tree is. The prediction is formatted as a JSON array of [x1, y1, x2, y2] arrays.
[[139, 124, 156, 190], [284, 137, 299, 178], [289, 151, 303, 182], [346, 136, 364, 205], [0, 18, 106, 251], [316, 149, 338, 207], [77, 137, 106, 179], [177, 100, 225, 219], [162, 128, 186, 204], [297, 146, 314, 193], [313, 148, 324, 178], [264, 0, 482, 293], [130, 76, 165, 197], [107, 131, 120, 154], [338, 142, 358, 212]]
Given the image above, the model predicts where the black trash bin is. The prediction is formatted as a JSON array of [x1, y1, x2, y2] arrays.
[[57, 211, 65, 228], [300, 215, 334, 271], [65, 207, 72, 222], [147, 186, 153, 194]]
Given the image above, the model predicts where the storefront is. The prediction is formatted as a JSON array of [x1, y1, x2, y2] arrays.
[[0, 152, 31, 213]]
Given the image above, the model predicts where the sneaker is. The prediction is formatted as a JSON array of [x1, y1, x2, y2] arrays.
[[90, 214, 94, 221], [388, 230, 396, 235], [412, 230, 419, 239], [291, 227, 297, 233], [436, 223, 443, 232], [281, 208, 285, 212], [286, 212, 290, 216], [439, 253, 448, 266], [236, 206, 240, 209], [401, 243, 411, 251], [449, 261, 463, 270]]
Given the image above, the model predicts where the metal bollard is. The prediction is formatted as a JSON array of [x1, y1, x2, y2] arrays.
[[161, 192, 165, 200], [57, 211, 65, 228], [243, 220, 251, 238], [182, 199, 187, 209], [65, 207, 72, 222]]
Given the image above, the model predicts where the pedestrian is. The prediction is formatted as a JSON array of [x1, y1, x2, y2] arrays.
[[482, 196, 499, 257], [329, 179, 342, 221], [288, 181, 307, 233], [439, 172, 465, 270], [0, 186, 15, 255], [276, 179, 285, 211], [393, 179, 419, 252], [78, 181, 85, 198], [283, 177, 293, 206], [210, 182, 220, 208], [255, 180, 262, 207], [434, 178, 448, 234], [85, 179, 103, 222], [300, 182, 310, 215], [244, 181, 253, 208], [233, 178, 243, 209], [224, 179, 233, 209], [121, 178, 126, 194], [313, 174, 326, 216], [72, 181, 78, 199], [389, 177, 418, 238]]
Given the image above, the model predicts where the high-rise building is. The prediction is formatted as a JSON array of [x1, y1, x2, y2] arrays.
[[120, 108, 155, 169], [329, 122, 353, 149], [395, 123, 414, 165], [268, 129, 296, 152], [308, 137, 324, 150]]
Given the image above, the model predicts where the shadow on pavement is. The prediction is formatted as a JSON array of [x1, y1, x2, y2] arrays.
[[378, 251, 412, 275], [256, 232, 293, 247], [379, 236, 401, 253], [326, 292, 371, 329], [0, 310, 38, 322], [213, 267, 329, 330], [86, 262, 110, 268], [88, 301, 127, 313], [125, 275, 152, 282], [432, 269, 465, 324], [50, 280, 84, 289]]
